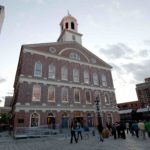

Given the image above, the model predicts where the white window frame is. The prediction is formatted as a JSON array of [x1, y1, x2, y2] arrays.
[[85, 90, 91, 104], [73, 68, 79, 82], [74, 88, 80, 103], [104, 93, 110, 105], [34, 62, 42, 77], [102, 74, 107, 86], [48, 86, 55, 102], [84, 70, 89, 84], [61, 87, 68, 102], [61, 66, 68, 81], [93, 72, 99, 85], [48, 64, 56, 79], [32, 84, 41, 101]]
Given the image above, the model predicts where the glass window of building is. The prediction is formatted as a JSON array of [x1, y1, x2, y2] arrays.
[[32, 84, 41, 101], [104, 93, 110, 104], [34, 62, 42, 77], [93, 72, 99, 85], [86, 90, 91, 104], [102, 73, 107, 86], [74, 89, 80, 103], [84, 71, 89, 84], [30, 113, 39, 127], [73, 68, 79, 82], [48, 86, 55, 102], [48, 64, 56, 79], [61, 87, 68, 102], [61, 66, 68, 80]]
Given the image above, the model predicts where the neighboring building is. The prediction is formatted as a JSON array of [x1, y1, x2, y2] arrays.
[[0, 5, 4, 33], [12, 14, 119, 130], [117, 101, 141, 111], [136, 77, 150, 108]]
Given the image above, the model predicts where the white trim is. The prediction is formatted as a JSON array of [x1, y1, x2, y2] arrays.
[[58, 47, 90, 62], [15, 105, 118, 112], [30, 111, 40, 127], [23, 48, 111, 71], [19, 76, 115, 92]]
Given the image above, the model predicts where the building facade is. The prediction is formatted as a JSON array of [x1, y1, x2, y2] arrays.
[[0, 5, 4, 33], [12, 14, 119, 130], [136, 77, 150, 108]]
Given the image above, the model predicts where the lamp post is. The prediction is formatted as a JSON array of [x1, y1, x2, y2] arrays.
[[95, 96, 102, 127]]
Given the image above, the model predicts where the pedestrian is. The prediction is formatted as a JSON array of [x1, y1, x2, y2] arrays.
[[97, 124, 104, 142], [112, 123, 117, 139], [70, 120, 78, 144], [76, 121, 82, 140], [145, 120, 150, 138], [132, 121, 139, 138], [138, 120, 146, 139], [126, 122, 129, 134]]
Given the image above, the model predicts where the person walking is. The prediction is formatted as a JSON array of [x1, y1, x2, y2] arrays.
[[112, 123, 117, 139], [70, 120, 78, 144], [138, 120, 146, 139], [145, 120, 150, 138], [126, 122, 129, 134], [97, 124, 104, 142], [76, 121, 82, 140]]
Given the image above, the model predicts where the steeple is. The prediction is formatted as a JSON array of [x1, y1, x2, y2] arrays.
[[57, 13, 82, 44]]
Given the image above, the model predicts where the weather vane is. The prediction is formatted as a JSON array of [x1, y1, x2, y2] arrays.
[[67, 9, 71, 16]]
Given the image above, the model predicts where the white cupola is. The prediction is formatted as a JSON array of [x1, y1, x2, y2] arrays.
[[57, 13, 82, 45]]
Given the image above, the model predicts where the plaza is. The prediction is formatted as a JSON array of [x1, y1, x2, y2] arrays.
[[0, 130, 150, 150]]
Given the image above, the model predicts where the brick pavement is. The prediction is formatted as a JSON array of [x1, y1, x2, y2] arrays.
[[0, 131, 150, 150]]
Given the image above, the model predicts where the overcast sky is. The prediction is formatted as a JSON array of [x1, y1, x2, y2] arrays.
[[0, 0, 150, 106]]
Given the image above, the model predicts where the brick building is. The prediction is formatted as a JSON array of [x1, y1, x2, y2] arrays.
[[12, 14, 119, 130], [117, 101, 141, 111], [136, 77, 150, 108]]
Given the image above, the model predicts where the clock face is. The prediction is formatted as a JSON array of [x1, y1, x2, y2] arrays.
[[48, 47, 56, 54]]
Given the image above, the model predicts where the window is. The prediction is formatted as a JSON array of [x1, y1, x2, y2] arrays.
[[48, 86, 55, 102], [18, 119, 24, 124], [73, 68, 79, 82], [84, 71, 89, 84], [102, 74, 107, 86], [71, 22, 75, 29], [61, 66, 68, 80], [32, 84, 41, 101], [93, 73, 99, 85], [65, 22, 68, 29], [74, 89, 80, 103], [86, 90, 91, 104], [61, 87, 68, 102], [69, 52, 80, 60], [104, 93, 110, 104], [48, 64, 56, 79], [30, 113, 39, 127], [34, 62, 42, 77]]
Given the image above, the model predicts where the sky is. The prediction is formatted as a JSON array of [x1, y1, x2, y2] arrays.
[[0, 0, 150, 106]]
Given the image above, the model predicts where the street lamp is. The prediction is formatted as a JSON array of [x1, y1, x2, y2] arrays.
[[94, 96, 102, 127]]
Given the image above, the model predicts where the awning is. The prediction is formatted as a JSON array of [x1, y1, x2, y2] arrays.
[[119, 109, 132, 114]]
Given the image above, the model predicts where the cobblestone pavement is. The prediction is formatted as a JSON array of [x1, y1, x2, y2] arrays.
[[0, 131, 150, 150]]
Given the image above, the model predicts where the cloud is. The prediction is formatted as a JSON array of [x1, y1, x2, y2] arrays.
[[100, 43, 134, 59], [99, 43, 150, 84], [0, 78, 6, 84]]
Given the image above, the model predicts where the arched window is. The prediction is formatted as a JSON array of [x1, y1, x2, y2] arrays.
[[32, 84, 41, 101], [48, 86, 55, 102], [61, 87, 68, 102], [74, 88, 80, 103], [34, 62, 42, 77], [102, 73, 107, 86], [73, 68, 79, 82], [104, 93, 110, 104], [30, 113, 39, 127], [93, 72, 99, 85], [48, 64, 56, 79], [65, 22, 68, 29], [84, 70, 89, 84], [85, 90, 91, 104], [61, 66, 68, 80], [71, 22, 75, 29]]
